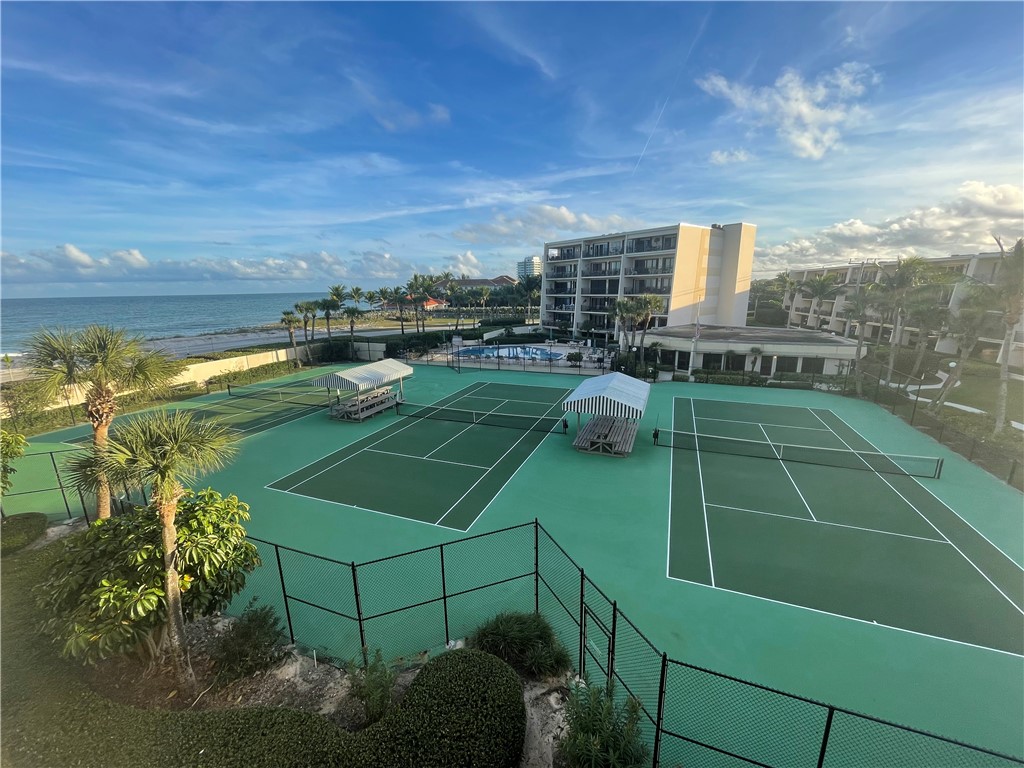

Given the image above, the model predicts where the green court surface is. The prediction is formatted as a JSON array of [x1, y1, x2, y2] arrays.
[[267, 381, 570, 530], [11, 365, 1024, 759], [667, 397, 1024, 656]]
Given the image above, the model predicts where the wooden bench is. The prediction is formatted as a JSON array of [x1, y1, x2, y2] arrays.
[[330, 388, 398, 422], [573, 416, 639, 457]]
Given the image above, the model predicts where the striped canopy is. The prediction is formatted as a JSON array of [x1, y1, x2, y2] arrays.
[[309, 359, 414, 392], [562, 372, 650, 420]]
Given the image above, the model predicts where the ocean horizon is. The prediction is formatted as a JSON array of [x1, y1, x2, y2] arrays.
[[0, 292, 329, 355]]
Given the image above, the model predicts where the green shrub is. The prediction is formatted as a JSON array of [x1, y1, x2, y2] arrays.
[[566, 351, 584, 367], [206, 361, 298, 390], [766, 380, 814, 390], [671, 372, 690, 382], [358, 648, 525, 768], [211, 599, 288, 681], [469, 611, 572, 678], [0, 513, 47, 556], [559, 677, 650, 768], [346, 648, 396, 725]]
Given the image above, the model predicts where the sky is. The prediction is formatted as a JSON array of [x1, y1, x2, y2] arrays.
[[1, 1, 1022, 298]]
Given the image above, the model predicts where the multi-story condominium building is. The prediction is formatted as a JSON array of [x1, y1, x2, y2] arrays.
[[541, 222, 757, 338], [785, 252, 1022, 366], [516, 256, 542, 280]]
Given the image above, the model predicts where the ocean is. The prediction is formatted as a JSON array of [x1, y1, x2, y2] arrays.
[[0, 292, 328, 355]]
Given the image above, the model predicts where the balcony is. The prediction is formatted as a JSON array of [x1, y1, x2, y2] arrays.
[[546, 269, 578, 279], [582, 267, 621, 277]]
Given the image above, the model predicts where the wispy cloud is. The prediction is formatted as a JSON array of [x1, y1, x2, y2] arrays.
[[709, 149, 753, 166], [698, 62, 881, 159], [465, 5, 557, 80], [345, 72, 451, 133], [453, 205, 639, 246], [4, 57, 197, 98]]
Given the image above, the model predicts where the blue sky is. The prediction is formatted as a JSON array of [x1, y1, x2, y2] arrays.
[[2, 2, 1022, 298]]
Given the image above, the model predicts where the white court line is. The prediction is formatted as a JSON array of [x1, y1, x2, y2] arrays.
[[468, 394, 569, 407], [364, 448, 489, 471], [268, 381, 491, 490], [827, 410, 1024, 572], [706, 503, 949, 543], [264, 484, 442, 530], [436, 392, 571, 529], [696, 415, 830, 432], [758, 423, 817, 522], [664, 572, 1024, 658], [424, 400, 507, 459], [666, 399, 676, 581], [457, 388, 575, 532], [814, 408, 1024, 616], [692, 397, 831, 421], [690, 398, 715, 587]]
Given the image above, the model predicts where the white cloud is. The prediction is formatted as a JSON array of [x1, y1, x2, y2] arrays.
[[453, 205, 637, 245], [697, 63, 880, 160], [443, 251, 484, 278], [111, 248, 149, 268], [346, 72, 452, 133], [428, 103, 451, 125], [466, 5, 557, 80], [755, 181, 1024, 275], [709, 148, 752, 165], [4, 57, 196, 98], [60, 243, 97, 268]]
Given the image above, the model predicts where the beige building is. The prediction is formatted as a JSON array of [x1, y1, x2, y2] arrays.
[[785, 252, 1023, 367], [541, 222, 757, 338]]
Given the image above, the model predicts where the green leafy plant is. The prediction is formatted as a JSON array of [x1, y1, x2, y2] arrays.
[[35, 489, 260, 665], [560, 676, 650, 768], [0, 512, 47, 556], [1, 428, 28, 496], [469, 611, 572, 677], [566, 351, 584, 367], [345, 648, 397, 724], [210, 599, 288, 681]]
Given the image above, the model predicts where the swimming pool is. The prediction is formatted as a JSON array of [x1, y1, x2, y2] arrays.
[[455, 345, 567, 361]]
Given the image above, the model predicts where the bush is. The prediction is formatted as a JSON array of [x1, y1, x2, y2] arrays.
[[210, 599, 288, 681], [566, 352, 584, 368], [468, 611, 572, 678], [345, 648, 396, 725], [358, 649, 525, 768], [766, 380, 814, 390], [206, 361, 298, 390], [671, 372, 690, 382], [559, 677, 650, 768], [0, 513, 47, 556]]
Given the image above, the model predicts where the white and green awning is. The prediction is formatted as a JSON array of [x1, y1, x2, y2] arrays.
[[562, 372, 650, 420], [309, 359, 414, 392]]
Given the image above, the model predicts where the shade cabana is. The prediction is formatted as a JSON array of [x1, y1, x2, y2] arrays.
[[309, 359, 413, 397], [562, 373, 650, 457]]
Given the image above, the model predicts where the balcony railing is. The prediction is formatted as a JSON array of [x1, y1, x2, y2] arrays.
[[582, 268, 621, 277]]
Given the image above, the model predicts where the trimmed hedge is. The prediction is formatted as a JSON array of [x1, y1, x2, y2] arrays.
[[469, 611, 572, 677], [0, 512, 47, 556], [206, 361, 298, 390], [766, 380, 814, 390], [356, 648, 525, 768]]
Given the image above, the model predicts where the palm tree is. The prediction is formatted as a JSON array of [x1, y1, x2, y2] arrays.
[[280, 310, 303, 366], [635, 294, 665, 369], [392, 285, 408, 335], [990, 237, 1024, 434], [342, 306, 362, 360], [841, 290, 876, 395], [749, 346, 763, 375], [905, 296, 949, 381], [614, 297, 643, 349], [364, 290, 381, 315], [294, 302, 315, 364], [797, 275, 842, 330], [319, 298, 340, 341], [777, 272, 798, 327], [348, 286, 365, 311], [329, 284, 349, 311], [66, 411, 238, 692], [26, 325, 182, 520], [873, 256, 935, 385], [479, 287, 491, 319], [929, 292, 988, 415], [448, 284, 466, 331]]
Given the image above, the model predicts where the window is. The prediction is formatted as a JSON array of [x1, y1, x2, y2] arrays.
[[701, 353, 723, 370], [775, 356, 798, 373], [801, 358, 825, 374]]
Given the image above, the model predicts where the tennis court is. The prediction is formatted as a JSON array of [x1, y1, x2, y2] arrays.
[[667, 397, 1024, 655], [267, 381, 572, 531]]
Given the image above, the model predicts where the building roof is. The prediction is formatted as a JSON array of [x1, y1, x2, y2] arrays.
[[645, 325, 858, 348], [562, 372, 650, 420], [309, 360, 414, 391]]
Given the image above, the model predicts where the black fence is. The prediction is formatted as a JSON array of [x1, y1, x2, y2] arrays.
[[246, 520, 1023, 768]]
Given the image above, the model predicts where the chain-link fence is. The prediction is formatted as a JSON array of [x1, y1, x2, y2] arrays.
[[249, 520, 1023, 767]]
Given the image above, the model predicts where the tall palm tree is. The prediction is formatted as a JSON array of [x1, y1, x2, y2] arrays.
[[874, 256, 935, 385], [990, 237, 1024, 434], [26, 325, 182, 520], [280, 310, 303, 365], [929, 292, 988, 415], [328, 284, 349, 311], [776, 272, 798, 327], [364, 290, 381, 314], [342, 306, 362, 359], [635, 294, 665, 369], [348, 286, 365, 311], [448, 284, 466, 331], [66, 411, 238, 692], [614, 297, 643, 349], [391, 285, 408, 335], [797, 275, 842, 330], [841, 290, 876, 395], [294, 302, 316, 364], [479, 287, 491, 319], [319, 298, 340, 341], [905, 296, 948, 381]]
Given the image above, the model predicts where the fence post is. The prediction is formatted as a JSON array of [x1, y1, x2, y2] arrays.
[[78, 488, 90, 523], [937, 422, 945, 443], [969, 438, 977, 462], [534, 519, 540, 615], [843, 363, 850, 393], [50, 452, 73, 520], [578, 569, 586, 675], [910, 384, 920, 424], [874, 374, 882, 403], [351, 562, 368, 666], [816, 707, 836, 768], [273, 545, 295, 644], [439, 543, 450, 646], [652, 653, 669, 767], [607, 601, 617, 688], [1008, 458, 1019, 487]]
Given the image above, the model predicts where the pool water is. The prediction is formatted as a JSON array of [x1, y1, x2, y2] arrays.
[[455, 345, 567, 361]]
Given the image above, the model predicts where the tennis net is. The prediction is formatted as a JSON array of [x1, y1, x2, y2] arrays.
[[398, 402, 562, 433], [659, 429, 943, 479], [226, 384, 331, 408]]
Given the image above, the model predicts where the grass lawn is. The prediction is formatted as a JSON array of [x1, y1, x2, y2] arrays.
[[945, 372, 1024, 418]]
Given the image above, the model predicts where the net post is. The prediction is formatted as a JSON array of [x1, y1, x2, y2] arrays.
[[439, 543, 450, 646], [533, 519, 540, 615], [652, 652, 668, 767], [578, 569, 586, 675], [351, 562, 368, 666], [1008, 458, 1018, 487], [274, 545, 295, 645], [936, 458, 944, 480], [607, 600, 617, 689], [51, 452, 72, 520]]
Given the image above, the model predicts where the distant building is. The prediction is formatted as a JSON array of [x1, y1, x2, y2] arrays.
[[439, 275, 518, 291], [516, 256, 542, 280], [541, 222, 757, 337], [785, 251, 1023, 367]]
